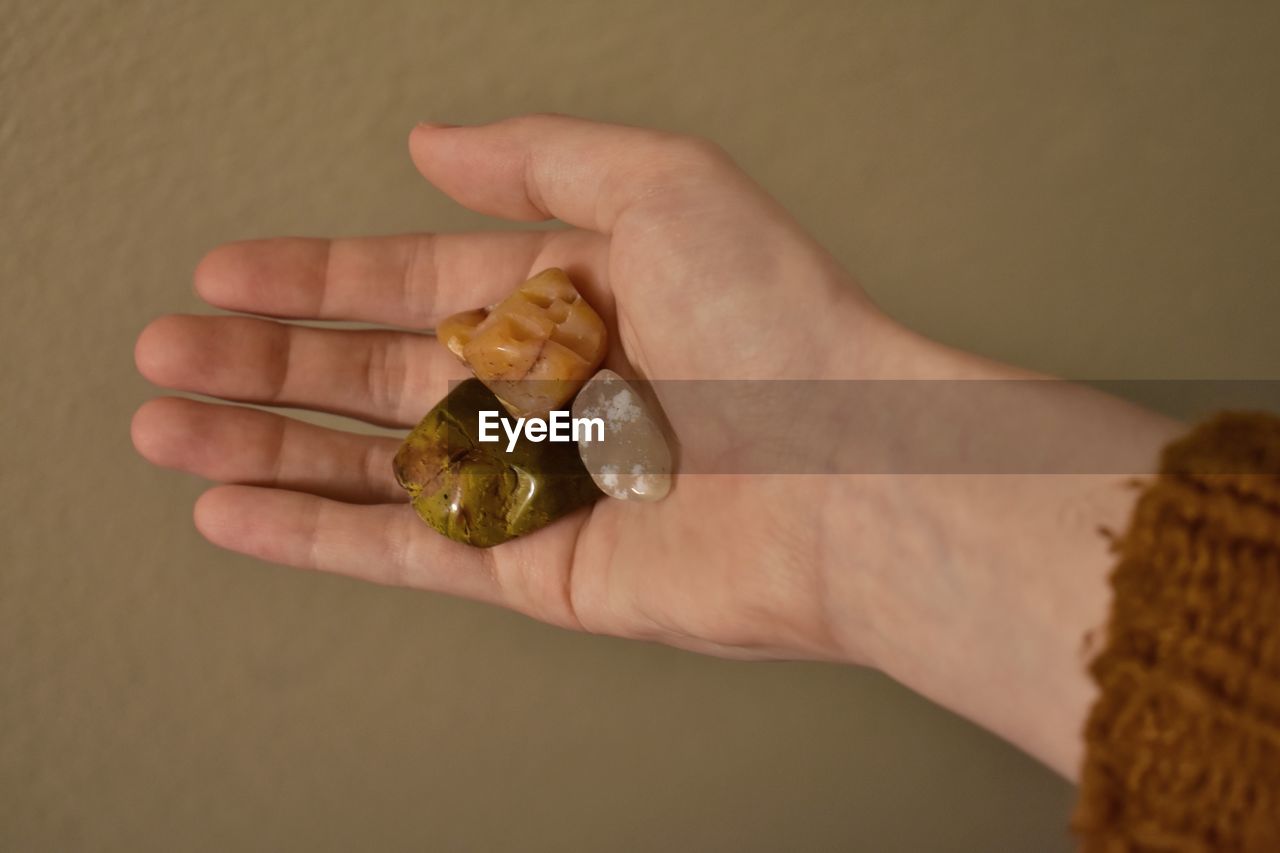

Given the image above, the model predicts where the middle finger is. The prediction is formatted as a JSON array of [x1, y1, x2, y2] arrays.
[[136, 314, 462, 427]]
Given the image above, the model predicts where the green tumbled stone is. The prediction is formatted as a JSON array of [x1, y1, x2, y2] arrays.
[[393, 379, 602, 547]]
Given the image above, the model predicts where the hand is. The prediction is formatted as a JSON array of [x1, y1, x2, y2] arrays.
[[133, 113, 1183, 780], [132, 114, 907, 663]]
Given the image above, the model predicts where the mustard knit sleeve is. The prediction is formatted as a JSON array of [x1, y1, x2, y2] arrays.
[[1073, 412, 1280, 852]]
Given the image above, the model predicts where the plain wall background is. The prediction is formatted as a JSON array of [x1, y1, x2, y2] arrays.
[[4, 2, 1278, 851]]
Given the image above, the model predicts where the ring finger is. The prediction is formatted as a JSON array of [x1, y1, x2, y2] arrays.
[[131, 397, 406, 503]]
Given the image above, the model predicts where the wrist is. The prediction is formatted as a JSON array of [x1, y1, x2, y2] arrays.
[[813, 327, 1184, 776]]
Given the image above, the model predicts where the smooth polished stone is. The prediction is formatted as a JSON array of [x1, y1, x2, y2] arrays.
[[436, 308, 488, 360], [394, 379, 602, 547], [572, 370, 673, 502], [436, 268, 607, 419]]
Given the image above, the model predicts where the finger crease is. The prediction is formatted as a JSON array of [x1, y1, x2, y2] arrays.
[[561, 518, 592, 633], [385, 512, 416, 587], [363, 439, 394, 502], [304, 498, 326, 572], [371, 335, 412, 423], [364, 336, 391, 418], [403, 235, 434, 329], [316, 240, 335, 318], [522, 149, 551, 220], [267, 324, 294, 402], [268, 414, 289, 486]]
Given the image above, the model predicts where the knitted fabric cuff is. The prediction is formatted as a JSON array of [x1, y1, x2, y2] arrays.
[[1073, 411, 1280, 852]]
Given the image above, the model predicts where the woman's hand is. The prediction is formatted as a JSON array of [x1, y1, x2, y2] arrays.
[[133, 114, 906, 662], [132, 113, 1183, 780]]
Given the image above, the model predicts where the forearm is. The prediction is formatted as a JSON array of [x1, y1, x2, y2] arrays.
[[821, 329, 1184, 778]]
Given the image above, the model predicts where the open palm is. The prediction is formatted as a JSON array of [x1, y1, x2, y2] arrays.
[[134, 114, 897, 664]]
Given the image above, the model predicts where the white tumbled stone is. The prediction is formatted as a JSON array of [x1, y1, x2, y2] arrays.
[[572, 370, 672, 501]]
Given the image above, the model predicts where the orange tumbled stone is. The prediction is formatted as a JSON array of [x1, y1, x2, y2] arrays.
[[436, 268, 607, 418]]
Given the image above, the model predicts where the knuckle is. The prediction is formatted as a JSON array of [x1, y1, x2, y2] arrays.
[[679, 134, 730, 164], [627, 134, 735, 196], [659, 134, 732, 172]]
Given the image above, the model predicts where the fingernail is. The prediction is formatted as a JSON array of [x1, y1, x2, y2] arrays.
[[416, 121, 458, 130]]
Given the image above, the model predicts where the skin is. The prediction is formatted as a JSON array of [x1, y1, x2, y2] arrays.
[[132, 113, 1184, 781]]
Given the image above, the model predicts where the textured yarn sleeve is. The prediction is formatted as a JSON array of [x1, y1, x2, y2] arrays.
[[1073, 411, 1280, 852]]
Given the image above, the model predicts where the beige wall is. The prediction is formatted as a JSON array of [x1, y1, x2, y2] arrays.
[[4, 2, 1278, 851]]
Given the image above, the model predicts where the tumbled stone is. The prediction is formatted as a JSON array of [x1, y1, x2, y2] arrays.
[[436, 268, 607, 419], [436, 308, 488, 360], [572, 370, 673, 502], [394, 379, 602, 547]]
